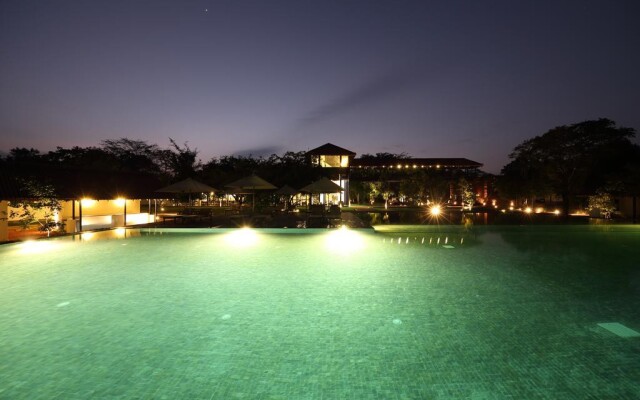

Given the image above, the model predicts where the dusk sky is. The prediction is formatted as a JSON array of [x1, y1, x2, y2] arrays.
[[1, 0, 639, 173]]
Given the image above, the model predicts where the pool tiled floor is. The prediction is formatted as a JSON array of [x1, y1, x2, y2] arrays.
[[1, 227, 639, 399]]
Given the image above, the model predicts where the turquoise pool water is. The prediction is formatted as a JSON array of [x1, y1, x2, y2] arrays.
[[1, 226, 639, 399]]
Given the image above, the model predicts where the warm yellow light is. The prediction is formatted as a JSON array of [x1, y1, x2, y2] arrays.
[[114, 227, 126, 237], [81, 232, 95, 241], [554, 209, 560, 215], [224, 227, 259, 247], [114, 198, 126, 207], [340, 156, 349, 167], [509, 206, 514, 211], [81, 198, 96, 207], [325, 226, 365, 254], [430, 205, 441, 216], [524, 207, 532, 214], [18, 240, 56, 254], [535, 207, 544, 213], [397, 164, 402, 169]]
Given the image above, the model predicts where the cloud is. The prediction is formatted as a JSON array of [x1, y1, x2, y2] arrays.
[[231, 145, 283, 157], [293, 64, 429, 132]]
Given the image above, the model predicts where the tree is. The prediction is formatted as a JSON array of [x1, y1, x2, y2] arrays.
[[10, 178, 62, 236], [500, 118, 636, 216], [587, 190, 616, 219], [458, 178, 475, 210], [101, 138, 163, 174], [161, 139, 202, 179]]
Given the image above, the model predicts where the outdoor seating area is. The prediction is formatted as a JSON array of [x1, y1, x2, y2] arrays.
[[147, 174, 349, 229], [150, 203, 348, 229]]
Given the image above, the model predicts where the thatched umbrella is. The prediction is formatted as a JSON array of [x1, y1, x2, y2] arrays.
[[275, 185, 299, 210], [225, 174, 277, 212], [300, 177, 343, 205], [155, 177, 216, 205]]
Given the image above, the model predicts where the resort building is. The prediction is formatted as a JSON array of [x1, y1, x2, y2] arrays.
[[306, 143, 356, 205], [0, 169, 163, 238], [306, 143, 488, 205]]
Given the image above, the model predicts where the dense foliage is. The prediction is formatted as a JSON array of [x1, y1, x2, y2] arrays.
[[499, 118, 639, 216]]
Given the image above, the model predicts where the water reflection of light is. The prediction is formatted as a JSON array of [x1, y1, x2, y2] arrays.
[[81, 232, 95, 241], [224, 228, 259, 247], [326, 226, 365, 254], [18, 240, 57, 254], [114, 228, 127, 238], [383, 235, 466, 248]]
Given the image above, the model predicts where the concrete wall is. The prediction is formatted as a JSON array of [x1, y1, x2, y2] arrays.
[[67, 199, 141, 220], [8, 199, 141, 222]]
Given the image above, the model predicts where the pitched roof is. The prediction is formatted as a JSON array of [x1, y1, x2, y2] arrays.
[[306, 143, 356, 156], [352, 157, 483, 168], [1, 167, 167, 200]]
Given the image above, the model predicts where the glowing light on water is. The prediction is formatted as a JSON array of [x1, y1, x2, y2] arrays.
[[81, 232, 95, 241], [18, 240, 57, 254], [325, 226, 365, 254], [114, 228, 126, 238], [224, 227, 259, 248]]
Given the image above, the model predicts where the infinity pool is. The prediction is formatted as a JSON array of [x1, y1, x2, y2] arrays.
[[1, 226, 639, 399]]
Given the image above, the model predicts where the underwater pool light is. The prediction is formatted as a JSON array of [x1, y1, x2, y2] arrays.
[[81, 232, 95, 241], [325, 226, 365, 254], [18, 240, 56, 254], [224, 227, 259, 248]]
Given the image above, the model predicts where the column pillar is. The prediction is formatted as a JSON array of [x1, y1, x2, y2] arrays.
[[0, 201, 9, 242]]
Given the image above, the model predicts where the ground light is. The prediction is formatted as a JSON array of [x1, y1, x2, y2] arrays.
[[224, 227, 259, 248], [325, 225, 365, 254], [429, 205, 441, 216]]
